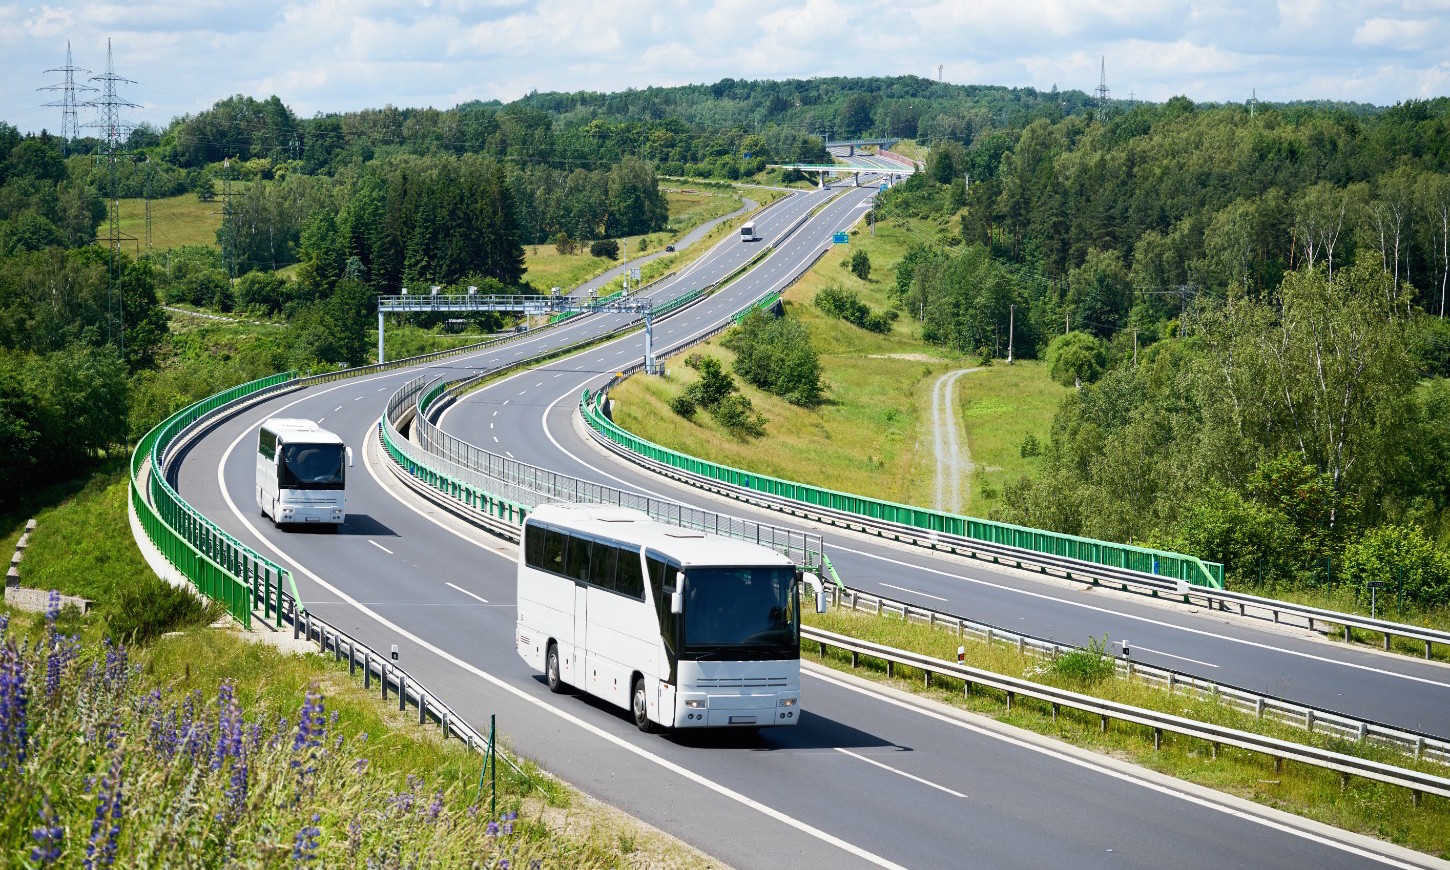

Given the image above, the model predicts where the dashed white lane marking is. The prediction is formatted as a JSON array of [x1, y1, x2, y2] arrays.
[[368, 540, 393, 555], [834, 748, 967, 799], [446, 581, 488, 604], [1131, 645, 1219, 668], [879, 582, 948, 602]]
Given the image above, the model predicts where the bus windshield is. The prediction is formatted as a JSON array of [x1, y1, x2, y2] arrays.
[[279, 443, 346, 490], [682, 566, 798, 659]]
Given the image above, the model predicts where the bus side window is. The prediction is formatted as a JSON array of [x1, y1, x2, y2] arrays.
[[542, 527, 566, 574], [590, 545, 618, 592], [523, 523, 546, 571], [616, 548, 645, 600], [258, 429, 276, 460], [565, 534, 592, 582]]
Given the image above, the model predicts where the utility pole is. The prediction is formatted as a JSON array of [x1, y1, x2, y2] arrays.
[[82, 39, 140, 353], [937, 64, 943, 83], [143, 155, 153, 251], [1094, 56, 1111, 115], [1007, 304, 1015, 364], [39, 41, 94, 155], [1065, 312, 1070, 334], [1132, 328, 1138, 368]]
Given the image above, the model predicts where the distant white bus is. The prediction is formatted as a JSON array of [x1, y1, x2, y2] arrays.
[[256, 418, 351, 529], [740, 221, 757, 241], [516, 503, 827, 732]]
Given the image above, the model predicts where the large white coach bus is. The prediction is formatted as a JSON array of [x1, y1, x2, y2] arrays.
[[516, 503, 827, 732], [256, 418, 351, 529]]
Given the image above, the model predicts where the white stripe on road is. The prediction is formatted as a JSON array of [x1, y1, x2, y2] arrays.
[[835, 748, 967, 799], [445, 581, 488, 604], [368, 540, 393, 555], [879, 582, 948, 602]]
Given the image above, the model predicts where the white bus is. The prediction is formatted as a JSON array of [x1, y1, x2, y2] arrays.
[[740, 221, 756, 242], [256, 418, 351, 529], [516, 503, 827, 732]]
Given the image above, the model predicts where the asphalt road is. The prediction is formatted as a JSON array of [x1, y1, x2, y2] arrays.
[[168, 181, 1448, 869]]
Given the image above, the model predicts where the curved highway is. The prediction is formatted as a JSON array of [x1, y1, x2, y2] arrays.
[[169, 182, 1447, 869]]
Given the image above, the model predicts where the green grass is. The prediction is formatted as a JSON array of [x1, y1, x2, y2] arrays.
[[805, 606, 1450, 859], [1, 466, 718, 869], [115, 193, 223, 251], [611, 212, 1068, 517]]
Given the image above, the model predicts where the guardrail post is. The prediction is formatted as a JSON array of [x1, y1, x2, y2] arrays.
[[1006, 691, 1013, 712], [364, 652, 371, 689], [886, 661, 893, 679], [1051, 703, 1058, 723], [399, 674, 407, 712], [1153, 728, 1161, 750], [1413, 789, 1423, 807], [1100, 714, 1108, 733], [380, 663, 388, 700], [418, 692, 426, 725], [1306, 710, 1315, 732], [348, 641, 356, 677]]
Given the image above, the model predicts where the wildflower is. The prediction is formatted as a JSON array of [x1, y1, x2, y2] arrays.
[[213, 681, 243, 770], [293, 688, 326, 753], [103, 641, 129, 689], [486, 821, 499, 838], [427, 790, 444, 820], [30, 798, 64, 865], [291, 814, 322, 865], [44, 589, 61, 622], [0, 640, 29, 770], [84, 752, 124, 870], [353, 757, 369, 775]]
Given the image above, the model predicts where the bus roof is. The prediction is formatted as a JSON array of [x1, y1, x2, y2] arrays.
[[260, 418, 345, 445], [526, 502, 793, 568]]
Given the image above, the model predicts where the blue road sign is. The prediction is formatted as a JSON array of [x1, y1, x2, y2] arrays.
[[879, 183, 888, 191], [832, 232, 848, 244]]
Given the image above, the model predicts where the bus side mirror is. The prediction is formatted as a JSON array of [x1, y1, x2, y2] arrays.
[[346, 446, 354, 468], [802, 571, 828, 613], [671, 572, 685, 614]]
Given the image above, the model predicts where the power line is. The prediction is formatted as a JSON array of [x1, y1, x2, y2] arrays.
[[1094, 56, 1111, 114], [81, 39, 142, 353], [38, 40, 96, 154]]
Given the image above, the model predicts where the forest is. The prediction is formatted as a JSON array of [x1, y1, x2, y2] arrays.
[[4, 75, 1450, 607]]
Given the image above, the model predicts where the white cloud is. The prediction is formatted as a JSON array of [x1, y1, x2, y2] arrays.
[[1, 0, 1446, 135]]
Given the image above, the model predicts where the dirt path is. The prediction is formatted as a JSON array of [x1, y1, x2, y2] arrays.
[[931, 368, 982, 513]]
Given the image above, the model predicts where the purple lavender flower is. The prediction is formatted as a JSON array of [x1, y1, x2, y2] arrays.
[[291, 813, 322, 865], [293, 689, 326, 753], [225, 756, 249, 819], [0, 640, 29, 770], [427, 790, 444, 821], [84, 753, 125, 870], [212, 681, 243, 770], [44, 589, 61, 622], [103, 641, 129, 689], [30, 797, 64, 865]]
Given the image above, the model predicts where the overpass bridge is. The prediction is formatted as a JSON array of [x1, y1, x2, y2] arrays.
[[769, 161, 914, 189], [823, 137, 900, 155]]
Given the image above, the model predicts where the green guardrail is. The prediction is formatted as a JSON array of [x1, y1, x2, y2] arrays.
[[581, 389, 1224, 589], [130, 371, 303, 628], [732, 290, 782, 324], [379, 421, 531, 530]]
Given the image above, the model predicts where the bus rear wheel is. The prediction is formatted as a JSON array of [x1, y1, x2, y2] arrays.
[[631, 676, 655, 733], [545, 643, 564, 694]]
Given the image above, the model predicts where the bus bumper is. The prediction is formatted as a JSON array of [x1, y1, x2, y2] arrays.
[[674, 691, 800, 727]]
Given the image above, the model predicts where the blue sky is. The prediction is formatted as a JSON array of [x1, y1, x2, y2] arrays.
[[1, 0, 1446, 136]]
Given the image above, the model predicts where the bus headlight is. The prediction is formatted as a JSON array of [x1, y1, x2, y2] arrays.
[[778, 697, 797, 707], [683, 699, 705, 709]]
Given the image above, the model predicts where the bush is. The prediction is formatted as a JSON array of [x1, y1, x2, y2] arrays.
[[724, 311, 823, 405], [815, 285, 892, 334], [589, 239, 619, 259], [105, 574, 221, 643], [1045, 331, 1107, 387], [1341, 524, 1450, 608], [849, 249, 871, 281], [711, 393, 765, 437], [668, 394, 696, 417], [1019, 434, 1042, 457], [1044, 635, 1115, 687], [552, 232, 576, 255]]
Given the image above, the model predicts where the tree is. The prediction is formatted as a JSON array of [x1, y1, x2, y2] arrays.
[[1046, 331, 1107, 387], [589, 239, 619, 259], [1066, 249, 1130, 337], [836, 94, 874, 138], [723, 310, 823, 405], [849, 249, 871, 281]]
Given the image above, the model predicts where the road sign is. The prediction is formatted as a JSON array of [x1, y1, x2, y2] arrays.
[[879, 183, 888, 191], [832, 232, 848, 244]]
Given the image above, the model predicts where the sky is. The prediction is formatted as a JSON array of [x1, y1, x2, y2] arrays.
[[1, 0, 1447, 137]]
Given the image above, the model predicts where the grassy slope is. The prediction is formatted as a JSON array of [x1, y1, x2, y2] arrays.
[[115, 193, 223, 251], [3, 467, 718, 869], [611, 214, 1068, 517]]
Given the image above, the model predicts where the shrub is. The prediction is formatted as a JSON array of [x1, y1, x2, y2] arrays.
[[711, 393, 765, 437], [589, 239, 619, 259], [849, 249, 871, 281], [105, 574, 221, 643], [1045, 331, 1107, 387], [552, 232, 576, 255], [1019, 434, 1042, 458], [668, 393, 696, 417], [1045, 635, 1115, 687], [1341, 524, 1450, 608]]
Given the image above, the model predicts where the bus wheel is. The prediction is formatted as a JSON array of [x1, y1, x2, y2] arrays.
[[545, 643, 564, 694], [631, 676, 655, 733]]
